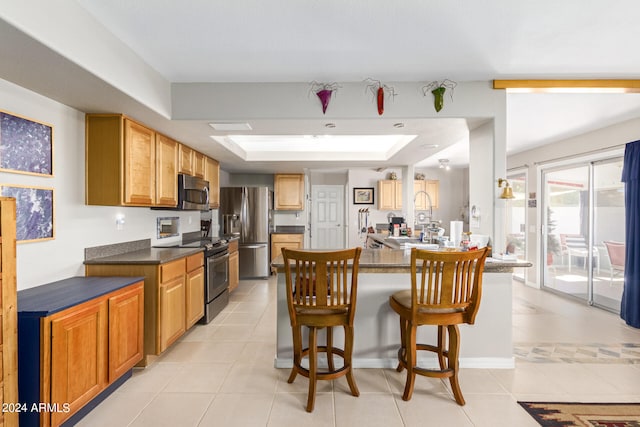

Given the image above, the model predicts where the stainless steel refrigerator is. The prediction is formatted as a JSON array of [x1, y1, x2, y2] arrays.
[[220, 187, 272, 278]]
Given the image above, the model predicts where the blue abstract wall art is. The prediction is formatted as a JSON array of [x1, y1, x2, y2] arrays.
[[0, 185, 54, 242], [0, 110, 53, 176]]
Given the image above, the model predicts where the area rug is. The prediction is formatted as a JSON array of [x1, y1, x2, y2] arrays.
[[519, 402, 640, 426]]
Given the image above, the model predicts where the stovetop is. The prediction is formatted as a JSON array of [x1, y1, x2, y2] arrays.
[[154, 237, 228, 253]]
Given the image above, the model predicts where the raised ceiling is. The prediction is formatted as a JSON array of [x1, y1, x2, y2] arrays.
[[2, 1, 640, 173]]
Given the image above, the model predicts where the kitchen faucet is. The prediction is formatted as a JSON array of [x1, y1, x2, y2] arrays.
[[413, 190, 433, 223]]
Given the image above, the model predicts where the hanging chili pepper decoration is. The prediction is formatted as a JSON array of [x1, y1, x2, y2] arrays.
[[364, 78, 396, 116], [422, 79, 457, 113], [309, 81, 340, 115], [376, 86, 384, 115]]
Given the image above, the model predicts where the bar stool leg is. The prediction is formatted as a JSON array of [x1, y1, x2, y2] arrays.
[[326, 326, 335, 372], [437, 325, 447, 370], [288, 325, 302, 383], [447, 325, 465, 405], [402, 322, 417, 401], [307, 326, 318, 412], [344, 324, 359, 397], [396, 317, 407, 372]]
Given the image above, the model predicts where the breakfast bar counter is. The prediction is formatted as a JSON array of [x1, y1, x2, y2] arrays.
[[272, 248, 531, 369]]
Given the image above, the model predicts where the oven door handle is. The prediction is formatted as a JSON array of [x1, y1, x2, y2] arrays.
[[240, 245, 264, 249]]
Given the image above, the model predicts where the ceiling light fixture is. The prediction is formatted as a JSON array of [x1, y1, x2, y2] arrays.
[[493, 79, 640, 94], [393, 122, 405, 128], [438, 159, 450, 170], [209, 122, 252, 131], [324, 123, 336, 128]]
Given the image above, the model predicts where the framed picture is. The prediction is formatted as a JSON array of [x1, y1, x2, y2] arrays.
[[0, 184, 54, 242], [353, 187, 374, 205], [0, 110, 53, 176]]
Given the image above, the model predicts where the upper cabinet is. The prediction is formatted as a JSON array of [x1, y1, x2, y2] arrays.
[[377, 179, 440, 211], [378, 180, 403, 210], [86, 114, 156, 206], [414, 179, 439, 210], [178, 144, 194, 175], [274, 174, 305, 210], [205, 157, 220, 209], [155, 133, 179, 207], [86, 114, 221, 209], [193, 151, 206, 178]]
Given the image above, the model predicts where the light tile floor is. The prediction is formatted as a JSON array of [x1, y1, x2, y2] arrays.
[[78, 277, 640, 427]]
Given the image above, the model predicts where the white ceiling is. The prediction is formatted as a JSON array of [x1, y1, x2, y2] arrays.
[[5, 1, 640, 172]]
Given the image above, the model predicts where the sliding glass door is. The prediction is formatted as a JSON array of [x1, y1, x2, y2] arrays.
[[541, 156, 625, 312]]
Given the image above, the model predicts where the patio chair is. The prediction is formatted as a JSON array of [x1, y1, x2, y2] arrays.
[[603, 241, 625, 285], [560, 234, 599, 273]]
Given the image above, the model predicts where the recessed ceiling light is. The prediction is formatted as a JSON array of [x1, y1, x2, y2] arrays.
[[393, 122, 404, 128], [324, 123, 336, 128], [209, 122, 252, 131]]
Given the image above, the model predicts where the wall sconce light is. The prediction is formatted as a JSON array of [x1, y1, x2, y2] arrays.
[[438, 159, 450, 170], [497, 178, 515, 199]]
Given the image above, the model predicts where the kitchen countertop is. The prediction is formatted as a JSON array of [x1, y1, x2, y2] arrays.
[[84, 246, 203, 265], [272, 247, 532, 273], [271, 225, 305, 234]]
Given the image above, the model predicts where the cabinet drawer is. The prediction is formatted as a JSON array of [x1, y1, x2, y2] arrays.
[[161, 258, 185, 282], [272, 234, 304, 243], [186, 252, 204, 272]]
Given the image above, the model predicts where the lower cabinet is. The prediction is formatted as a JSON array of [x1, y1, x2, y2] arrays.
[[271, 234, 304, 262], [86, 251, 204, 364], [228, 239, 239, 292], [185, 253, 205, 329], [18, 277, 144, 427]]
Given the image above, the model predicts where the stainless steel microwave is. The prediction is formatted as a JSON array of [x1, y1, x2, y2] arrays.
[[177, 173, 210, 210]]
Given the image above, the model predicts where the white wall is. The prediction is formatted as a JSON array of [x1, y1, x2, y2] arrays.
[[0, 78, 200, 290]]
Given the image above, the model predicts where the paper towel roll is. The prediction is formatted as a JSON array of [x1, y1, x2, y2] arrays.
[[450, 221, 463, 246]]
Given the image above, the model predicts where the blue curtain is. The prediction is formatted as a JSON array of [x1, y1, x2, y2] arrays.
[[621, 140, 640, 328]]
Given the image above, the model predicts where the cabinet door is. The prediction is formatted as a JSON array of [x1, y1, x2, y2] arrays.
[[185, 266, 205, 329], [155, 134, 178, 207], [228, 251, 239, 292], [178, 144, 193, 175], [377, 180, 396, 210], [425, 180, 439, 209], [205, 157, 220, 209], [108, 282, 144, 382], [414, 180, 426, 210], [159, 276, 186, 352], [394, 181, 403, 209], [124, 119, 155, 206], [50, 299, 108, 426], [274, 174, 304, 210], [193, 151, 206, 178], [271, 234, 304, 262]]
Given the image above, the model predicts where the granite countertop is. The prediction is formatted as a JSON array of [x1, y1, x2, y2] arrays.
[[84, 246, 203, 265], [271, 248, 532, 273], [271, 225, 305, 234]]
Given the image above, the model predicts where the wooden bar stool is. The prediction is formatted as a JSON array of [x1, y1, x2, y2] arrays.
[[281, 247, 362, 412], [389, 247, 488, 404]]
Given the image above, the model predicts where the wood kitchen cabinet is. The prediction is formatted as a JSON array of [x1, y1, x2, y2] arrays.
[[274, 174, 305, 210], [18, 277, 144, 427], [86, 251, 204, 365], [414, 179, 439, 210], [0, 198, 18, 427], [178, 143, 194, 175], [86, 114, 156, 206], [155, 133, 179, 207], [205, 156, 220, 208], [193, 150, 206, 178], [271, 233, 304, 268], [228, 239, 239, 292], [377, 180, 403, 210], [378, 179, 440, 211], [185, 253, 205, 329]]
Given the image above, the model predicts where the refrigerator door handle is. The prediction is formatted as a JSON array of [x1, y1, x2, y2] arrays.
[[241, 244, 266, 249], [241, 187, 248, 241]]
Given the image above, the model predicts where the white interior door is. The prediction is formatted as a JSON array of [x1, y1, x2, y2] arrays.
[[311, 185, 344, 249]]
